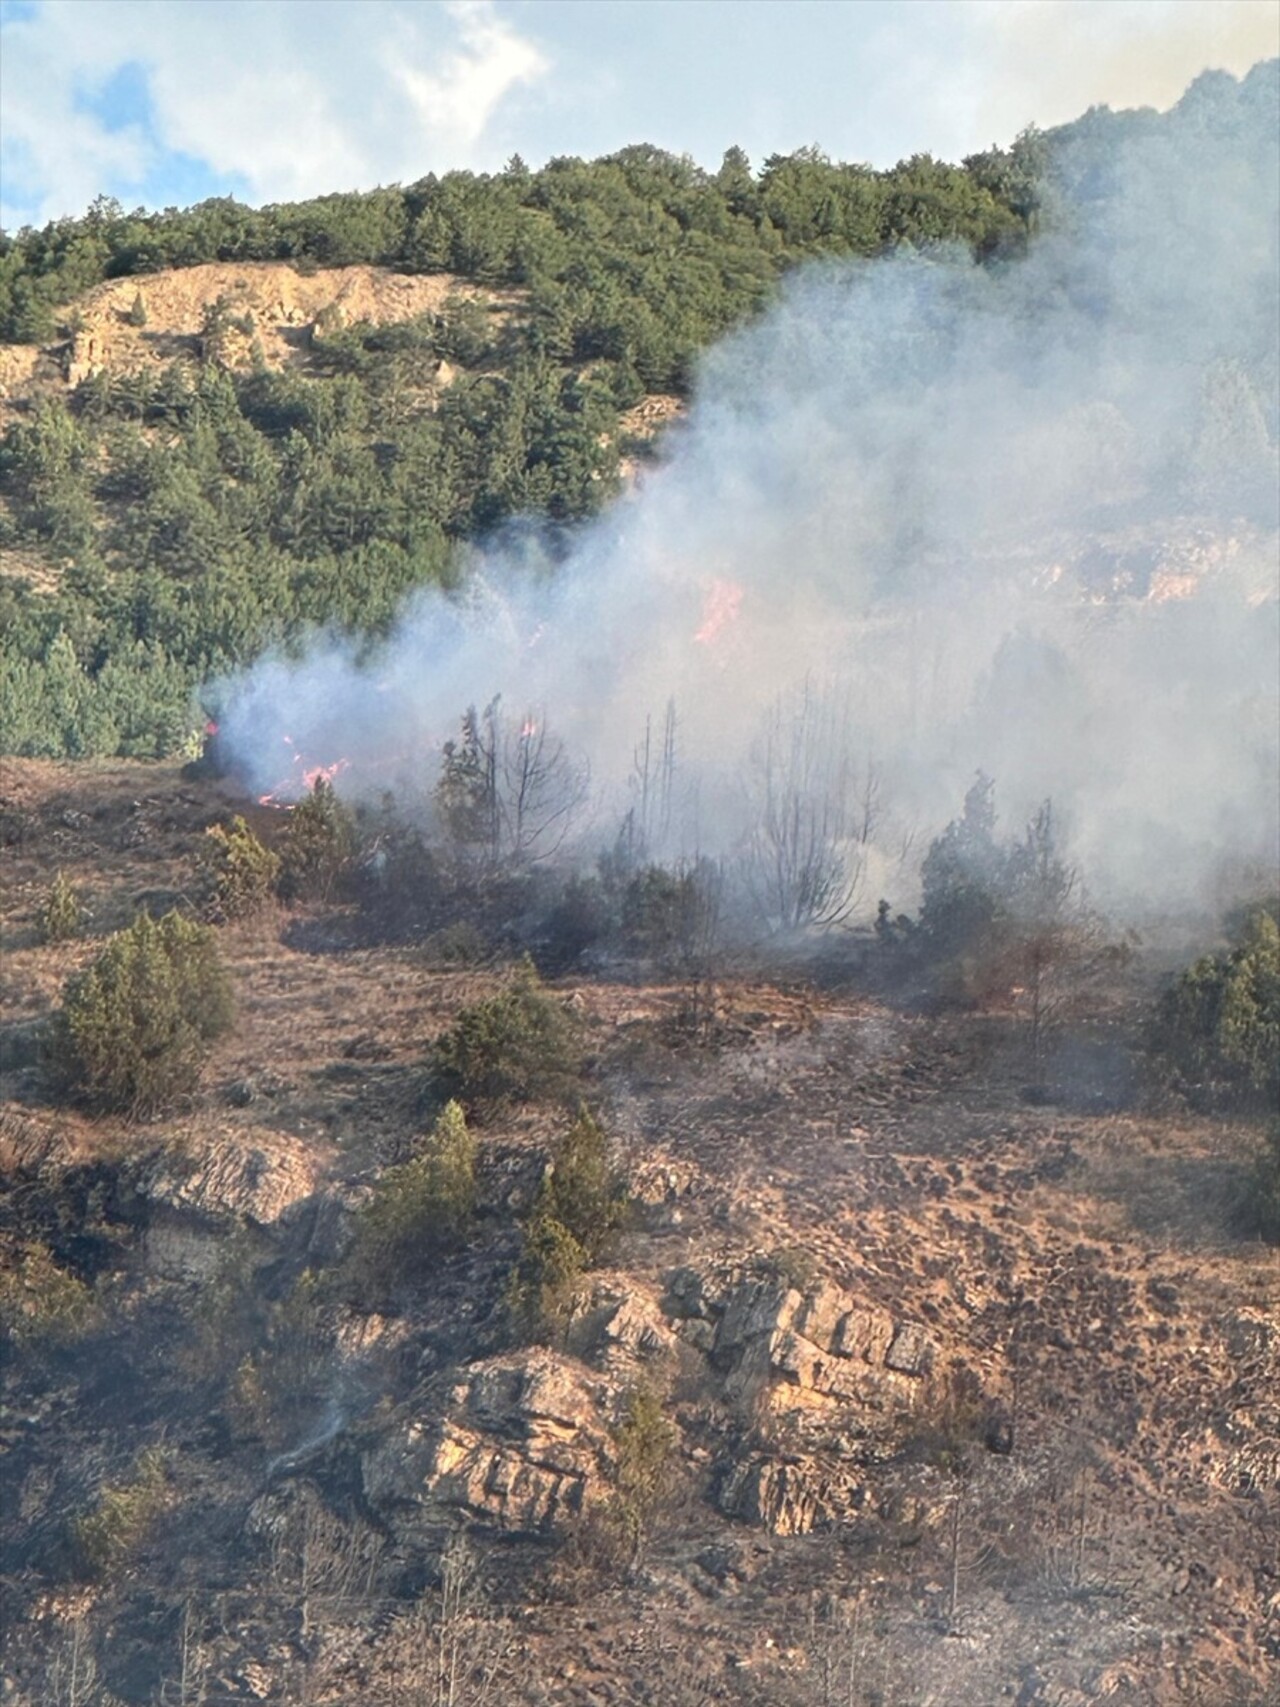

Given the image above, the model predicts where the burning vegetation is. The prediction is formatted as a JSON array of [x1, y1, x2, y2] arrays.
[[0, 57, 1278, 1707]]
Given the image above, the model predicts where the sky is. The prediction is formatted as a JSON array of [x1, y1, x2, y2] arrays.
[[1, 0, 1277, 229]]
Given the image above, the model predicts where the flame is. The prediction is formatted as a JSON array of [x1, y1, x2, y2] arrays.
[[694, 577, 744, 646], [257, 734, 349, 805]]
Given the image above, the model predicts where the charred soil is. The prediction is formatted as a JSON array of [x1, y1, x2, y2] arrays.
[[0, 758, 1276, 1706]]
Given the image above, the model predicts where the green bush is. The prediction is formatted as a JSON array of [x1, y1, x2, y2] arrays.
[[347, 1100, 477, 1293], [506, 1106, 625, 1340], [36, 869, 86, 942], [70, 1448, 169, 1579], [277, 778, 356, 902], [505, 1201, 589, 1343], [1151, 905, 1280, 1111], [538, 1104, 625, 1263], [434, 956, 580, 1104], [0, 1243, 98, 1348], [49, 910, 234, 1116], [203, 814, 280, 919]]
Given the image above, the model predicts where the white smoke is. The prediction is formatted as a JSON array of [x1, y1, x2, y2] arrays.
[[216, 62, 1280, 918]]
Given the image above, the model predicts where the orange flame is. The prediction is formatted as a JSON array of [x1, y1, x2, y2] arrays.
[[257, 734, 349, 804], [694, 577, 744, 646]]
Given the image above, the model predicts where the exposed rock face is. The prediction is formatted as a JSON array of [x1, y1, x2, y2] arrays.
[[718, 1453, 864, 1536], [363, 1349, 610, 1540], [711, 1274, 931, 1417], [128, 1129, 329, 1279]]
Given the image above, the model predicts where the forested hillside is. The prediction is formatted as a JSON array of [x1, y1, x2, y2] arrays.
[[0, 60, 1274, 761]]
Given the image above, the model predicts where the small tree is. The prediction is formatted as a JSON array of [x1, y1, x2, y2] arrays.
[[125, 290, 147, 328], [1151, 905, 1280, 1111], [436, 699, 588, 867], [506, 1107, 625, 1342], [505, 1203, 588, 1342], [203, 815, 280, 919], [277, 778, 355, 902], [538, 1104, 625, 1263], [49, 910, 233, 1116], [434, 957, 580, 1105], [348, 1101, 477, 1293], [609, 1378, 677, 1570], [36, 869, 86, 942]]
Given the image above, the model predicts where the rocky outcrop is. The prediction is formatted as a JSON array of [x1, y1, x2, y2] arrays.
[[718, 1453, 865, 1536], [363, 1349, 611, 1540], [127, 1128, 330, 1278], [710, 1273, 932, 1415]]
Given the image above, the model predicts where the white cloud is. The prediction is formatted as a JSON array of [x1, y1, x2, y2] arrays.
[[0, 0, 551, 226]]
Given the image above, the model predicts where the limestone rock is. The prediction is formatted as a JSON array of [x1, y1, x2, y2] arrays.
[[718, 1454, 858, 1536], [363, 1348, 609, 1541], [129, 1129, 328, 1279]]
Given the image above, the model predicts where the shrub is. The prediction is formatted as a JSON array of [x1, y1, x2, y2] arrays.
[[506, 1106, 625, 1340], [204, 815, 280, 919], [36, 869, 86, 942], [71, 1448, 169, 1579], [434, 956, 580, 1104], [1151, 905, 1280, 1111], [347, 1101, 477, 1292], [277, 778, 356, 902], [49, 910, 234, 1116], [0, 1243, 98, 1348], [505, 1202, 588, 1342], [538, 1104, 625, 1263], [125, 290, 147, 328]]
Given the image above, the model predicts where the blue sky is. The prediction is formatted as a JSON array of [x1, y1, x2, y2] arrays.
[[1, 0, 1276, 230]]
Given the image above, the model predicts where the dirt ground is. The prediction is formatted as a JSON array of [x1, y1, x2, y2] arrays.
[[1, 756, 1276, 1706]]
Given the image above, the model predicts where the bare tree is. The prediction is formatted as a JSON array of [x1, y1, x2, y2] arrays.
[[44, 1619, 98, 1707], [436, 698, 588, 867], [382, 1533, 517, 1707], [742, 683, 880, 933], [1002, 801, 1124, 1079], [624, 698, 678, 864]]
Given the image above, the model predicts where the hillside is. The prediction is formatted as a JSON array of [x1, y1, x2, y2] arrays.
[[0, 756, 1276, 1706], [0, 58, 1277, 1707]]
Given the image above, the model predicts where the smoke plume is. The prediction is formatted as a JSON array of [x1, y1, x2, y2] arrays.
[[216, 62, 1279, 919]]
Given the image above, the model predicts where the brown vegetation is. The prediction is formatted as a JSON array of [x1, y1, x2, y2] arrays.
[[0, 755, 1276, 1706]]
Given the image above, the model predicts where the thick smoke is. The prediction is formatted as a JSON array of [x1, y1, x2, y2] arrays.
[[217, 63, 1279, 919]]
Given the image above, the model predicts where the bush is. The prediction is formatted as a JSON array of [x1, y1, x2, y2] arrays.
[[347, 1101, 477, 1293], [538, 1104, 625, 1263], [36, 869, 86, 942], [434, 956, 580, 1104], [49, 909, 234, 1116], [204, 814, 280, 918], [506, 1106, 625, 1340], [0, 1243, 98, 1348], [277, 778, 356, 902], [70, 1448, 169, 1579], [1151, 905, 1280, 1111]]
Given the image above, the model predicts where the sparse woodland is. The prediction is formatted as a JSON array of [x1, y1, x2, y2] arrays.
[[0, 62, 1278, 1707]]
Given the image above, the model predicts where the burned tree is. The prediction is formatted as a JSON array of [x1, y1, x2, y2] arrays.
[[742, 683, 879, 933], [436, 698, 588, 867]]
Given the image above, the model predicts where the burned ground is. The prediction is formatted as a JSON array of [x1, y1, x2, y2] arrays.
[[0, 757, 1276, 1706]]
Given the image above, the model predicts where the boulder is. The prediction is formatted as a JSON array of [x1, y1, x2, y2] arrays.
[[363, 1349, 610, 1540]]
